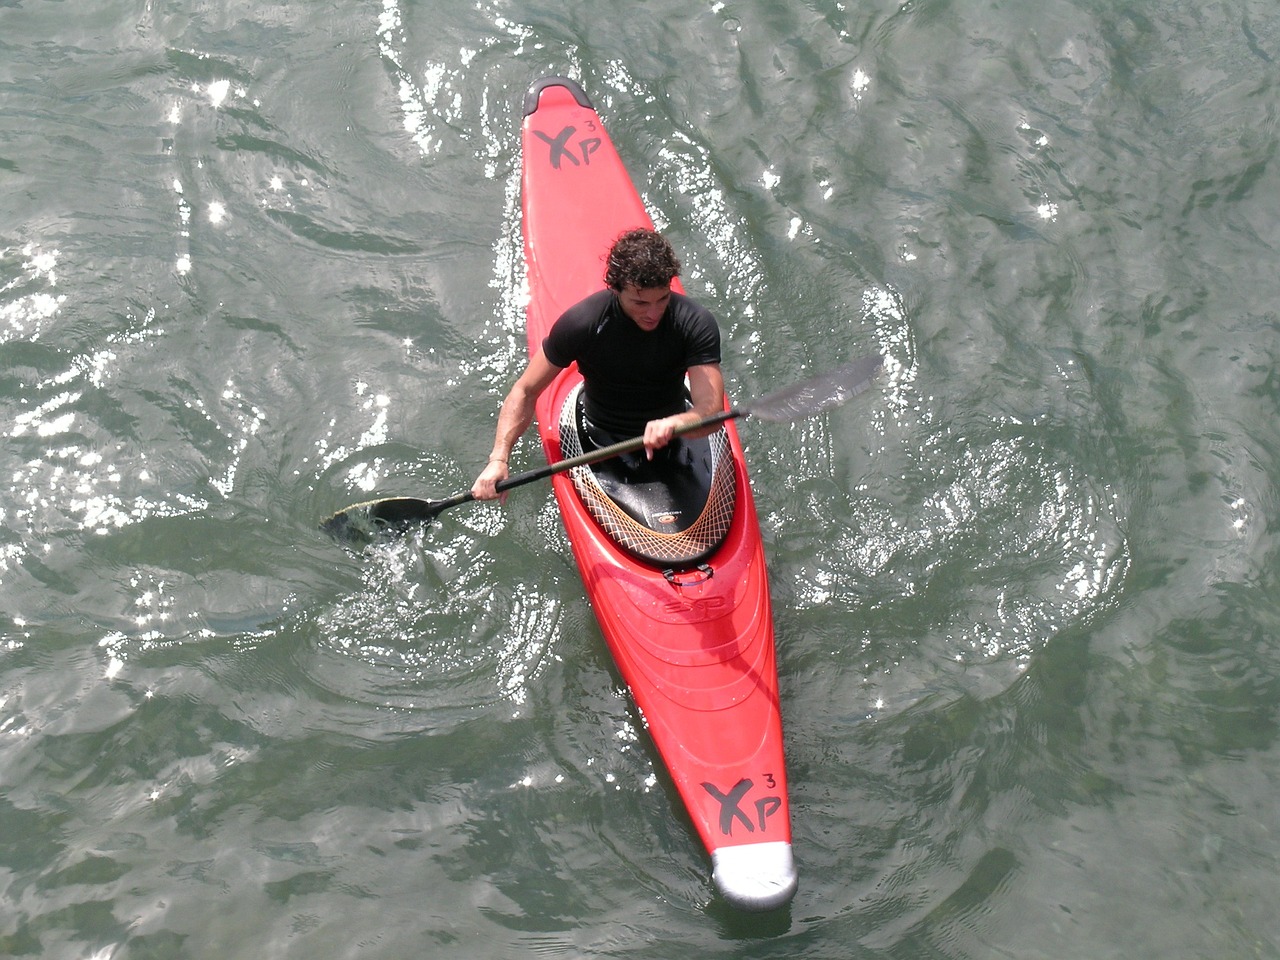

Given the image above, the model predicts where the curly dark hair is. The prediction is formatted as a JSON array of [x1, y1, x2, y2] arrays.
[[603, 228, 682, 290]]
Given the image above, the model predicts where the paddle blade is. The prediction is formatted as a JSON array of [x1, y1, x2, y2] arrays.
[[321, 496, 449, 544], [744, 353, 885, 422]]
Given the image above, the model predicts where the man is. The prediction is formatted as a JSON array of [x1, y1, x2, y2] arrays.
[[471, 228, 724, 501]]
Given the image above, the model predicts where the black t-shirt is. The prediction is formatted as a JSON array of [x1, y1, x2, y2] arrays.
[[542, 288, 721, 435]]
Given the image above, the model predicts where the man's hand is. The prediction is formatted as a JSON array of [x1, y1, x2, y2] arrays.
[[471, 458, 509, 501], [471, 349, 563, 501], [643, 415, 682, 459], [642, 363, 726, 457]]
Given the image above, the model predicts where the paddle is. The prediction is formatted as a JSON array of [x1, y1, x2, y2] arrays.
[[321, 352, 885, 543]]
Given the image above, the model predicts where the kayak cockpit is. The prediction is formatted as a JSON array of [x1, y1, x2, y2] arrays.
[[557, 384, 737, 567]]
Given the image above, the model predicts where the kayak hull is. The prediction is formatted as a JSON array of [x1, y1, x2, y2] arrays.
[[520, 76, 796, 910]]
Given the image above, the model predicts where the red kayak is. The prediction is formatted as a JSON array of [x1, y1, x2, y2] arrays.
[[520, 76, 796, 910]]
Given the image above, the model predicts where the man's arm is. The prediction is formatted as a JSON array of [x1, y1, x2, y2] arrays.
[[471, 350, 563, 500], [642, 362, 725, 457]]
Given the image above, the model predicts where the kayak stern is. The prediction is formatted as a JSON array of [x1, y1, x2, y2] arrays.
[[712, 841, 798, 912]]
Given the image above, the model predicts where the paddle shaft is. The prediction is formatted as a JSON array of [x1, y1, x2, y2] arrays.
[[481, 351, 881, 500], [324, 353, 883, 535], [445, 407, 740, 511]]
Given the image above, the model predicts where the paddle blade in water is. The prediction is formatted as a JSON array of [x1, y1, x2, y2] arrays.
[[745, 353, 885, 422], [321, 496, 446, 544]]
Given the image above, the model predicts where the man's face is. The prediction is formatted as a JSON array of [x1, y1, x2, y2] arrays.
[[616, 284, 671, 332]]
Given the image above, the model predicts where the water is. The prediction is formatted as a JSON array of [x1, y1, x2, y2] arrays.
[[3, 0, 1280, 956]]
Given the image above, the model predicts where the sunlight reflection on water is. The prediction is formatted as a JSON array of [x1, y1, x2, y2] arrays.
[[0, 244, 66, 343]]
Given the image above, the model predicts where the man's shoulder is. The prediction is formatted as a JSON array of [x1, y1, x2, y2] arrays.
[[551, 288, 614, 334], [668, 291, 719, 329], [545, 288, 615, 365], [565, 288, 615, 317]]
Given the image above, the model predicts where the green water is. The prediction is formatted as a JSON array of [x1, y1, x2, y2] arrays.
[[3, 0, 1279, 956]]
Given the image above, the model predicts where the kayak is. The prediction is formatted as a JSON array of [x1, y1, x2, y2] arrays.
[[520, 76, 797, 911]]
